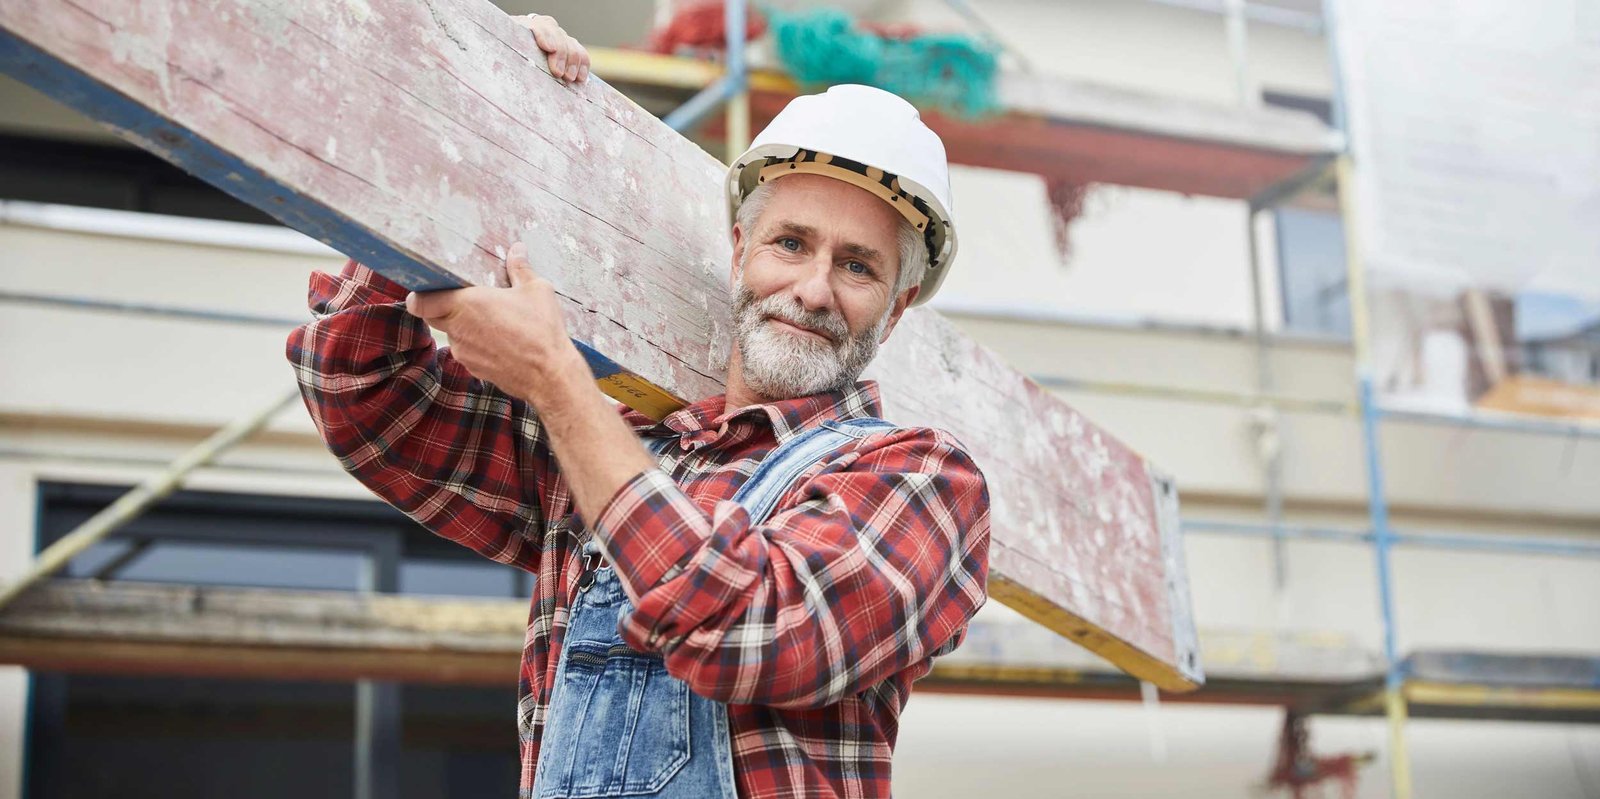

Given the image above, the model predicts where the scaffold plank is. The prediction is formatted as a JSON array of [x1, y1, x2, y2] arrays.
[[4, 583, 1595, 722], [592, 48, 1338, 200]]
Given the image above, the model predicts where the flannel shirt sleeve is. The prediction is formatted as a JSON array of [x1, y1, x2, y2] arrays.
[[591, 427, 991, 709], [286, 259, 553, 571]]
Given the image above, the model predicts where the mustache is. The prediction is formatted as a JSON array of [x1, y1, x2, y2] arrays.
[[750, 292, 849, 344]]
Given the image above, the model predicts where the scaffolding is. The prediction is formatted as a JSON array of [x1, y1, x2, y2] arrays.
[[610, 2, 1600, 797], [2, 1, 1598, 797]]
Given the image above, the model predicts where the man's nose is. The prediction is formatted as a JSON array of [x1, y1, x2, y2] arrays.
[[792, 255, 835, 313]]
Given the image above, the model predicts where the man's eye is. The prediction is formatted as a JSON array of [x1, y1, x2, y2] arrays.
[[845, 261, 870, 275], [777, 237, 801, 252]]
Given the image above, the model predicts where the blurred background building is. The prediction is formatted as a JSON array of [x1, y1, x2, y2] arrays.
[[1, 0, 1597, 797]]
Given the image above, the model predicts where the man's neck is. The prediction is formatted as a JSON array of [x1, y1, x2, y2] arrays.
[[721, 352, 770, 411]]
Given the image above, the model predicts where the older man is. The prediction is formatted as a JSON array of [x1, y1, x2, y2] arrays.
[[288, 17, 989, 799]]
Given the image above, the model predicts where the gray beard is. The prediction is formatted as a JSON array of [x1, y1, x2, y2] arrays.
[[730, 278, 890, 401]]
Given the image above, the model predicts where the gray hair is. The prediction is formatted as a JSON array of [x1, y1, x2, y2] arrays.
[[735, 179, 929, 299]]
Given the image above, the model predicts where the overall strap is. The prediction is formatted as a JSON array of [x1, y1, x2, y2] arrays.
[[731, 417, 897, 526]]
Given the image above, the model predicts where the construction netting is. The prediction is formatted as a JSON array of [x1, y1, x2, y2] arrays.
[[1334, 0, 1600, 420], [650, 2, 1000, 118]]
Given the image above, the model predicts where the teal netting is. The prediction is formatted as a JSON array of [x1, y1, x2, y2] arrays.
[[766, 7, 1000, 118]]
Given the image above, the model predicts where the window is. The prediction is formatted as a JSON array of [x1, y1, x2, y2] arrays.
[[26, 483, 528, 799], [0, 133, 276, 225], [1262, 90, 1350, 338], [1274, 205, 1350, 338]]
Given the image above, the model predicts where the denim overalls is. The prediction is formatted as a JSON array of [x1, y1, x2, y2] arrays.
[[532, 417, 897, 799]]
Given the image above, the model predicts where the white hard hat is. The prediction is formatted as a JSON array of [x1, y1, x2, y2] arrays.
[[726, 84, 958, 306]]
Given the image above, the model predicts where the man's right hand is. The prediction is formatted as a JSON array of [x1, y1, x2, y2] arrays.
[[514, 13, 590, 84]]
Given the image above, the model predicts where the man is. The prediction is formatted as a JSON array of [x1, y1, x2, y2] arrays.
[[288, 15, 989, 798]]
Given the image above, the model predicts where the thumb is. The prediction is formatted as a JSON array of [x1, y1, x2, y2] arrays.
[[405, 289, 458, 322], [505, 241, 537, 287]]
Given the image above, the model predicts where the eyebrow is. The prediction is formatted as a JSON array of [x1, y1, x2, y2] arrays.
[[771, 221, 886, 266]]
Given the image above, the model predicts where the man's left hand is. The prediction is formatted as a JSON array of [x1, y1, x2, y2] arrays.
[[514, 13, 590, 84], [405, 241, 585, 407]]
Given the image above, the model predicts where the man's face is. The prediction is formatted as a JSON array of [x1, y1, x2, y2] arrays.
[[729, 173, 918, 401]]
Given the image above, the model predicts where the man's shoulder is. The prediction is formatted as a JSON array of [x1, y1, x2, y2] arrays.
[[849, 421, 984, 480]]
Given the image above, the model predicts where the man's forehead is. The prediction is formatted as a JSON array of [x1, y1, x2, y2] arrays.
[[755, 175, 900, 247], [769, 220, 885, 263]]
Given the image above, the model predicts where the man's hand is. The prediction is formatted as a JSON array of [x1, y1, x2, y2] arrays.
[[514, 13, 590, 84], [405, 241, 586, 406], [409, 243, 655, 527]]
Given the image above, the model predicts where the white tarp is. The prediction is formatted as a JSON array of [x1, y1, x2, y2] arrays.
[[1337, 0, 1600, 300], [1334, 0, 1600, 414]]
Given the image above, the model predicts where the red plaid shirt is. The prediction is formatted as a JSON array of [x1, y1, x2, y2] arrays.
[[287, 261, 991, 798]]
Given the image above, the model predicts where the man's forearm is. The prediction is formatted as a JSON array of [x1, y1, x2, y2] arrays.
[[527, 350, 657, 528]]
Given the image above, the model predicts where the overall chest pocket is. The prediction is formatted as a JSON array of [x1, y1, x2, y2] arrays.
[[537, 619, 692, 797]]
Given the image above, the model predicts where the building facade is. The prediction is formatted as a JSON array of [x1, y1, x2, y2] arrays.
[[2, 1, 1597, 796]]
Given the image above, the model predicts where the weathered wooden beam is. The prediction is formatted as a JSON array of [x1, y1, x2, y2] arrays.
[[0, 0, 1201, 688], [0, 582, 1355, 696], [0, 581, 523, 685], [9, 583, 1595, 722]]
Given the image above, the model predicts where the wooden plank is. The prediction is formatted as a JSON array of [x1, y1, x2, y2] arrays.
[[1404, 650, 1600, 691], [0, 581, 522, 685], [17, 582, 1600, 723], [0, 582, 1340, 697], [0, 0, 1201, 688], [734, 82, 1332, 201], [0, 636, 516, 686], [1475, 376, 1600, 420]]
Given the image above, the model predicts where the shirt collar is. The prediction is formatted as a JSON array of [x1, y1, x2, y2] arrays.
[[629, 381, 886, 444]]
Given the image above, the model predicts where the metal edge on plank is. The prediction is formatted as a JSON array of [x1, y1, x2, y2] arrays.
[[1152, 467, 1204, 689]]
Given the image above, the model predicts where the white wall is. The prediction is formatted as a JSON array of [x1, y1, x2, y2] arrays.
[[0, 216, 335, 432], [895, 694, 1600, 799], [934, 168, 1265, 329], [897, 0, 1333, 104]]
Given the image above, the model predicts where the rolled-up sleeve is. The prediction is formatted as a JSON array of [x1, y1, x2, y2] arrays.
[[590, 428, 991, 709], [286, 259, 554, 572]]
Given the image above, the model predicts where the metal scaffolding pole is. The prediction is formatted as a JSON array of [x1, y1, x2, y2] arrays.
[[661, 0, 749, 146], [1325, 0, 1413, 792], [1184, 519, 1600, 559], [1244, 201, 1289, 595], [721, 0, 749, 161], [0, 388, 300, 610]]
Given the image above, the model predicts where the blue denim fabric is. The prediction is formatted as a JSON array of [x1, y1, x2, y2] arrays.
[[533, 417, 894, 798], [731, 418, 897, 525], [533, 559, 736, 799]]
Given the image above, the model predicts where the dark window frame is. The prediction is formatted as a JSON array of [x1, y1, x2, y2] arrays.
[[0, 133, 279, 225], [26, 481, 526, 799]]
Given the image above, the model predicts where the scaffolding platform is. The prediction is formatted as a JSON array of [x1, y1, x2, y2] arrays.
[[589, 48, 1339, 201], [3, 580, 1594, 724]]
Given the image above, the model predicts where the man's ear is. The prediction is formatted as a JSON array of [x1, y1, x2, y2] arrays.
[[878, 284, 921, 344], [730, 223, 746, 285]]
